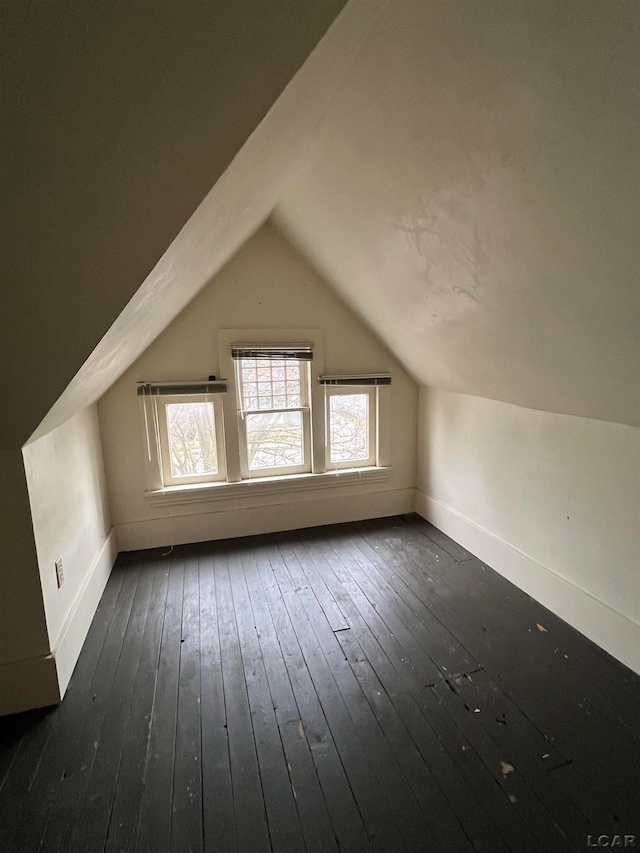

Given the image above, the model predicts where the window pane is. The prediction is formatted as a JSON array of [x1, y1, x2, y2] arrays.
[[329, 394, 369, 463], [240, 358, 301, 410], [246, 411, 303, 470], [166, 402, 218, 477]]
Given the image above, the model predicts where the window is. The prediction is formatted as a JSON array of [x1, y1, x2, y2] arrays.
[[319, 374, 391, 474], [156, 395, 225, 485], [325, 387, 376, 469], [140, 333, 392, 499], [236, 356, 311, 477], [137, 379, 228, 492]]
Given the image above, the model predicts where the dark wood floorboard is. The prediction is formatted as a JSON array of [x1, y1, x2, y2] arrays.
[[134, 546, 184, 853], [2, 516, 638, 852]]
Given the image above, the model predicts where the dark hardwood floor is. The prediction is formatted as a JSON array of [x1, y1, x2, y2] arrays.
[[1, 515, 639, 852]]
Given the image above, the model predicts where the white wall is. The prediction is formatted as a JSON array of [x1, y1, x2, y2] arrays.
[[416, 388, 640, 673], [276, 0, 639, 428], [98, 221, 418, 549], [26, 0, 376, 446], [22, 405, 116, 698], [0, 449, 59, 714]]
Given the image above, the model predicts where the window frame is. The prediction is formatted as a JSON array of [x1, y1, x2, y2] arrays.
[[155, 393, 227, 486], [140, 330, 393, 503], [325, 385, 377, 470], [236, 357, 312, 479], [218, 329, 326, 483]]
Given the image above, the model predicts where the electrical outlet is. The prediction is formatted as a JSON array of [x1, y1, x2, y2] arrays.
[[55, 557, 64, 588]]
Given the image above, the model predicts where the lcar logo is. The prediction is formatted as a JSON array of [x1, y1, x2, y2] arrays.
[[587, 837, 636, 848]]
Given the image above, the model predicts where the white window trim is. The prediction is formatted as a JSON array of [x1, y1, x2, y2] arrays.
[[139, 391, 227, 492], [144, 465, 391, 506], [218, 328, 327, 482], [236, 358, 312, 479], [324, 385, 376, 470], [156, 394, 226, 486], [140, 330, 393, 505]]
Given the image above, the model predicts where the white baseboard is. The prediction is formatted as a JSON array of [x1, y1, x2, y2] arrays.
[[0, 653, 61, 716], [52, 528, 119, 696], [116, 488, 415, 552], [415, 490, 640, 675]]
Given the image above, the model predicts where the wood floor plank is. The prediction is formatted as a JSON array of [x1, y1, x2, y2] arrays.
[[311, 526, 466, 681], [105, 551, 169, 853], [398, 511, 640, 715], [428, 676, 588, 852], [241, 546, 338, 852], [37, 556, 140, 853], [231, 544, 306, 853], [2, 516, 638, 853], [354, 518, 640, 812], [279, 529, 349, 631], [321, 640, 446, 852], [400, 513, 475, 562], [136, 547, 184, 853], [0, 708, 45, 797], [256, 542, 372, 853], [297, 531, 477, 852], [298, 535, 409, 698], [415, 682, 545, 853], [390, 687, 511, 853], [198, 542, 236, 853], [2, 556, 129, 853], [171, 544, 204, 853], [393, 516, 640, 741], [214, 547, 271, 853], [271, 538, 410, 853], [289, 531, 429, 692], [0, 552, 124, 811], [406, 509, 639, 698], [0, 708, 58, 851], [69, 552, 155, 853], [343, 523, 478, 677], [241, 545, 300, 728], [335, 628, 476, 853], [278, 718, 339, 853], [388, 517, 640, 824]]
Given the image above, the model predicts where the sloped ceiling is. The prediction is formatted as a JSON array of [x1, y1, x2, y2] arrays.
[[10, 0, 639, 447], [274, 0, 639, 427], [1, 0, 348, 446]]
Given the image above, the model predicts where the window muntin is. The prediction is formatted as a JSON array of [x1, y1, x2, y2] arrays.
[[142, 336, 391, 496], [156, 395, 226, 486], [325, 387, 376, 469], [237, 357, 311, 477], [240, 357, 303, 410]]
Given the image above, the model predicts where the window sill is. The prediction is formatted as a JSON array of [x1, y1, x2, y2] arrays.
[[144, 466, 391, 507]]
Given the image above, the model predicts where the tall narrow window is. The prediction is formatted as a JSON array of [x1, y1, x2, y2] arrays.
[[235, 352, 312, 477], [156, 394, 226, 486], [325, 387, 376, 469]]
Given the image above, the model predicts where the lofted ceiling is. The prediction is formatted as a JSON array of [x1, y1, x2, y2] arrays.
[[7, 0, 639, 447], [274, 0, 640, 427], [1, 0, 348, 446]]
